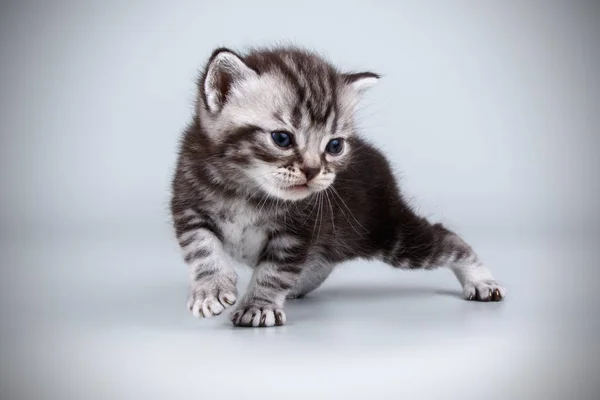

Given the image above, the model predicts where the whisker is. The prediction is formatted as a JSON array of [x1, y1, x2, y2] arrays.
[[330, 186, 369, 233], [324, 188, 336, 238], [303, 193, 318, 231], [312, 191, 322, 241], [316, 191, 324, 240], [328, 188, 363, 237]]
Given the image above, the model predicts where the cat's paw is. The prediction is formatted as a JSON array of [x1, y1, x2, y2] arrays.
[[187, 275, 237, 318], [230, 305, 286, 327], [463, 280, 506, 302]]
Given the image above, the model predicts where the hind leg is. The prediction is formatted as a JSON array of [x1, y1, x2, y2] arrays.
[[383, 221, 506, 301]]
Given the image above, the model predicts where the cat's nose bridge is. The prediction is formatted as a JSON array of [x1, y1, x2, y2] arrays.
[[299, 152, 321, 173], [298, 138, 322, 168], [295, 151, 321, 182], [299, 154, 322, 182]]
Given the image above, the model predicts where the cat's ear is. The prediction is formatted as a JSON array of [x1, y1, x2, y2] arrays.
[[342, 72, 380, 93], [201, 48, 257, 113]]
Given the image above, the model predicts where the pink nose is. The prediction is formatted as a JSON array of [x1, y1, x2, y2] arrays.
[[301, 166, 320, 181]]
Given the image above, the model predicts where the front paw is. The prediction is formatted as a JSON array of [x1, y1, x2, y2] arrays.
[[463, 280, 507, 302], [230, 305, 286, 327], [187, 275, 238, 318]]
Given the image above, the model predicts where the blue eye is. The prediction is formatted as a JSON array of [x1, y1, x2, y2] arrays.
[[271, 131, 292, 148], [326, 138, 344, 155]]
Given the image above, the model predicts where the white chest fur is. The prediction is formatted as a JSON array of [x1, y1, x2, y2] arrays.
[[214, 201, 268, 267]]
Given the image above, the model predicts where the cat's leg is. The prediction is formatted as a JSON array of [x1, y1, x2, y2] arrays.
[[287, 258, 335, 299], [384, 221, 506, 301], [231, 232, 307, 327], [174, 209, 238, 318]]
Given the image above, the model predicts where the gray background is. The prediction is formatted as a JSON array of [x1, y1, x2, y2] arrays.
[[1, 1, 599, 399]]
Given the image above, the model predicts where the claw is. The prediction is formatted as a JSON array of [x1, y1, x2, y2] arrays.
[[231, 311, 241, 325], [275, 311, 284, 326], [222, 295, 235, 305], [491, 289, 502, 301]]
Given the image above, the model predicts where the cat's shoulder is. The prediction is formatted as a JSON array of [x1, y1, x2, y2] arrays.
[[348, 136, 394, 173]]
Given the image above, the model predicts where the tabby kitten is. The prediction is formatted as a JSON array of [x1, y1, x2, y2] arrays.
[[170, 46, 506, 328]]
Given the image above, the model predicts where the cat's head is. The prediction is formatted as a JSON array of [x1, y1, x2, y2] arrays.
[[196, 47, 378, 201]]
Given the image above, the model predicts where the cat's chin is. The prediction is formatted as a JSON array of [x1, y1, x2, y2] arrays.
[[275, 184, 313, 201]]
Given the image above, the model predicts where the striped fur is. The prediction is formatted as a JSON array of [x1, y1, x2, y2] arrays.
[[170, 46, 506, 328]]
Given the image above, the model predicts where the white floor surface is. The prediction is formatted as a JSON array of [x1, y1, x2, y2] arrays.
[[1, 229, 598, 399]]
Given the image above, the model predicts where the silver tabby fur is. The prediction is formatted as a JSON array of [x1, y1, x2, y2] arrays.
[[170, 47, 506, 327]]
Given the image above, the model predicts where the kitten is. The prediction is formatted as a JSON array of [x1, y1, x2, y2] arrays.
[[170, 46, 506, 328]]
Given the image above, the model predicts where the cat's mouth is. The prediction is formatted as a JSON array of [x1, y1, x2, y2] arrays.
[[273, 182, 330, 201], [282, 184, 310, 192], [277, 183, 313, 200]]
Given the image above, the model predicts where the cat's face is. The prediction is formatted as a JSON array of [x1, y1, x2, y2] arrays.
[[198, 48, 378, 201]]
